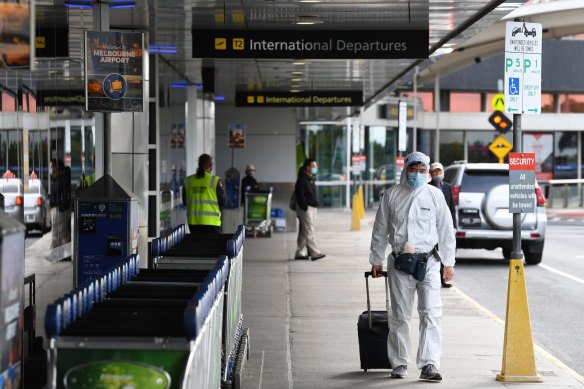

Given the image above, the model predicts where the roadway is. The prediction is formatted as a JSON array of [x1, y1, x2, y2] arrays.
[[454, 223, 584, 377]]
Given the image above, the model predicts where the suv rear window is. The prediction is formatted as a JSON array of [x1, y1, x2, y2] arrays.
[[0, 184, 19, 193], [461, 169, 508, 193]]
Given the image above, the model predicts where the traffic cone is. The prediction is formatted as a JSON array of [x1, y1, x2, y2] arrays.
[[357, 186, 365, 219], [351, 194, 360, 231], [496, 259, 542, 382]]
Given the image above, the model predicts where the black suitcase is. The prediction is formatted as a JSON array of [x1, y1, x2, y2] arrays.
[[358, 271, 391, 371]]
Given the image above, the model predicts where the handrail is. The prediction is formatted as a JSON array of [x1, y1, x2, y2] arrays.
[[547, 179, 584, 185]]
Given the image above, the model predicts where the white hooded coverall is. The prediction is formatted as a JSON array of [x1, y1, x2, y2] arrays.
[[369, 155, 456, 370]]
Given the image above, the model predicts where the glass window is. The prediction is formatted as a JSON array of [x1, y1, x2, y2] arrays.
[[461, 169, 508, 193], [450, 93, 481, 112], [560, 94, 584, 113], [541, 94, 555, 113], [523, 133, 553, 182], [2, 92, 16, 112], [400, 91, 433, 112], [467, 131, 512, 164], [554, 131, 578, 179], [439, 131, 464, 166], [301, 124, 348, 207]]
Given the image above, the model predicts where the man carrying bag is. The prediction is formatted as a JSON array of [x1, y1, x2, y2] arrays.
[[369, 151, 456, 382]]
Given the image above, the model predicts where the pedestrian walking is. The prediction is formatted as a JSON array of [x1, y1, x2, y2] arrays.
[[428, 162, 456, 288], [48, 159, 71, 260], [294, 159, 325, 261], [369, 151, 456, 381]]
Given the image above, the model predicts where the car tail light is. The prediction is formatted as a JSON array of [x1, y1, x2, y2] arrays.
[[453, 185, 460, 205], [530, 233, 541, 238], [37, 197, 43, 206], [535, 187, 545, 206], [15, 196, 23, 206], [455, 231, 466, 238]]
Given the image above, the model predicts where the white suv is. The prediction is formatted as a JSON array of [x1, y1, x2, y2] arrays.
[[443, 162, 546, 265]]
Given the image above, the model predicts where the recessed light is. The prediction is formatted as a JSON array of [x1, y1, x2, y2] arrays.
[[291, 78, 303, 82], [291, 89, 301, 93], [291, 71, 303, 75], [299, 0, 321, 3], [293, 62, 305, 66], [296, 21, 317, 25]]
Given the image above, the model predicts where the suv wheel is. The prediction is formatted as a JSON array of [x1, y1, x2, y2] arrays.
[[523, 240, 544, 265], [525, 251, 543, 265]]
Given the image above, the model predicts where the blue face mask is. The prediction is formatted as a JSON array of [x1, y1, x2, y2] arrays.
[[311, 167, 318, 175], [407, 172, 427, 189]]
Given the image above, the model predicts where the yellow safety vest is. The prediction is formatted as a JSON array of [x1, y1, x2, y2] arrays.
[[185, 172, 221, 226]]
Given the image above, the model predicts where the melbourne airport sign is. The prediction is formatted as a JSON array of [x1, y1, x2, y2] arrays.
[[193, 30, 429, 59], [235, 91, 363, 107]]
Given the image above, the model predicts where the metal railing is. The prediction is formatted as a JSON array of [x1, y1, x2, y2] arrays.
[[546, 179, 584, 208]]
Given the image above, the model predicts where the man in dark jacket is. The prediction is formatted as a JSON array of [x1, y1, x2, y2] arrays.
[[294, 159, 325, 261], [48, 159, 72, 260], [429, 162, 456, 288], [241, 163, 260, 205]]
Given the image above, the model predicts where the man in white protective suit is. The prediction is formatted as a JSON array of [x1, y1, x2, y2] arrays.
[[369, 151, 456, 382]]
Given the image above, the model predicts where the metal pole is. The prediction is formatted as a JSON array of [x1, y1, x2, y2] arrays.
[[512, 113, 523, 259], [94, 2, 110, 176], [434, 71, 440, 159], [413, 66, 419, 151], [345, 109, 351, 210]]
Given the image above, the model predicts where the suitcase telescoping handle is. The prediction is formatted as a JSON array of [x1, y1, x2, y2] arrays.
[[364, 271, 390, 330]]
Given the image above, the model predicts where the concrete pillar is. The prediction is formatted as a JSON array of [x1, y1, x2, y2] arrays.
[[186, 87, 216, 176]]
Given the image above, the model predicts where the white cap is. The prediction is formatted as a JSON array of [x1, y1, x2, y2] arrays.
[[430, 162, 444, 172], [404, 151, 430, 168], [246, 164, 256, 172]]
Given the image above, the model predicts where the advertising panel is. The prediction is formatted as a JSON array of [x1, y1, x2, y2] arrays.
[[85, 31, 144, 112], [0, 0, 30, 68], [228, 123, 246, 149]]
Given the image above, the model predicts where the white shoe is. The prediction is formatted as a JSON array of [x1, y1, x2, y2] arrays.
[[391, 365, 407, 378]]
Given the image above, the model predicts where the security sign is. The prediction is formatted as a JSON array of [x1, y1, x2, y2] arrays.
[[509, 152, 536, 213]]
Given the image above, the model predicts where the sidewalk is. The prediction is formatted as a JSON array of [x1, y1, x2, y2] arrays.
[[546, 207, 584, 221], [241, 209, 584, 388]]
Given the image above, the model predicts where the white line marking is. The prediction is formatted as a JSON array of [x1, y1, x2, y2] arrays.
[[258, 350, 265, 389], [540, 264, 584, 286], [453, 287, 584, 385], [284, 231, 294, 389]]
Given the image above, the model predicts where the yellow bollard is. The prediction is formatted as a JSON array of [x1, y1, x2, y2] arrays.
[[357, 186, 365, 219], [496, 258, 542, 383], [351, 194, 361, 231]]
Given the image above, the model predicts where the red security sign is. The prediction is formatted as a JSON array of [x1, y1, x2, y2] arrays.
[[508, 152, 536, 213], [509, 152, 535, 170]]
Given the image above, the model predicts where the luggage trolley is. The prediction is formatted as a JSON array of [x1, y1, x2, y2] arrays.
[[244, 189, 273, 238]]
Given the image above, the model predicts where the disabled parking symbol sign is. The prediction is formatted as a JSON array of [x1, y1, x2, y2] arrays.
[[508, 78, 520, 96]]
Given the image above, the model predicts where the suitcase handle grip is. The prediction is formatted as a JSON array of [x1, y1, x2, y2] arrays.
[[364, 271, 388, 278], [365, 271, 390, 330]]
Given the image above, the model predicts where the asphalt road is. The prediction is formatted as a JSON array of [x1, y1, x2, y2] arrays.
[[453, 223, 584, 377]]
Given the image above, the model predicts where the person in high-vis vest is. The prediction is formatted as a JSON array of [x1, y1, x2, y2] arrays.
[[182, 154, 226, 233]]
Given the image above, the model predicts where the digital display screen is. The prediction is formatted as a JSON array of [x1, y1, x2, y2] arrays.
[[80, 217, 96, 233]]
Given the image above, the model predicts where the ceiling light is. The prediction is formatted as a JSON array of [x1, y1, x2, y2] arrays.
[[291, 78, 303, 82], [290, 90, 301, 93], [291, 71, 303, 75], [299, 0, 321, 3], [292, 62, 305, 66], [296, 21, 317, 25]]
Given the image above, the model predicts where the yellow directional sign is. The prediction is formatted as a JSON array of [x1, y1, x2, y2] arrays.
[[492, 93, 505, 111], [489, 134, 513, 163]]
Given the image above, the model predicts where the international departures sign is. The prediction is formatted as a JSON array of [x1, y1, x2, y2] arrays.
[[236, 91, 363, 107], [192, 29, 429, 59]]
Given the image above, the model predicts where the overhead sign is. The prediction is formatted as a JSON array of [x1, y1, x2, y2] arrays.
[[351, 155, 366, 173], [488, 134, 513, 163], [85, 31, 144, 112], [492, 93, 505, 111], [192, 29, 429, 59], [504, 22, 542, 115], [509, 152, 536, 213], [235, 91, 363, 107]]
